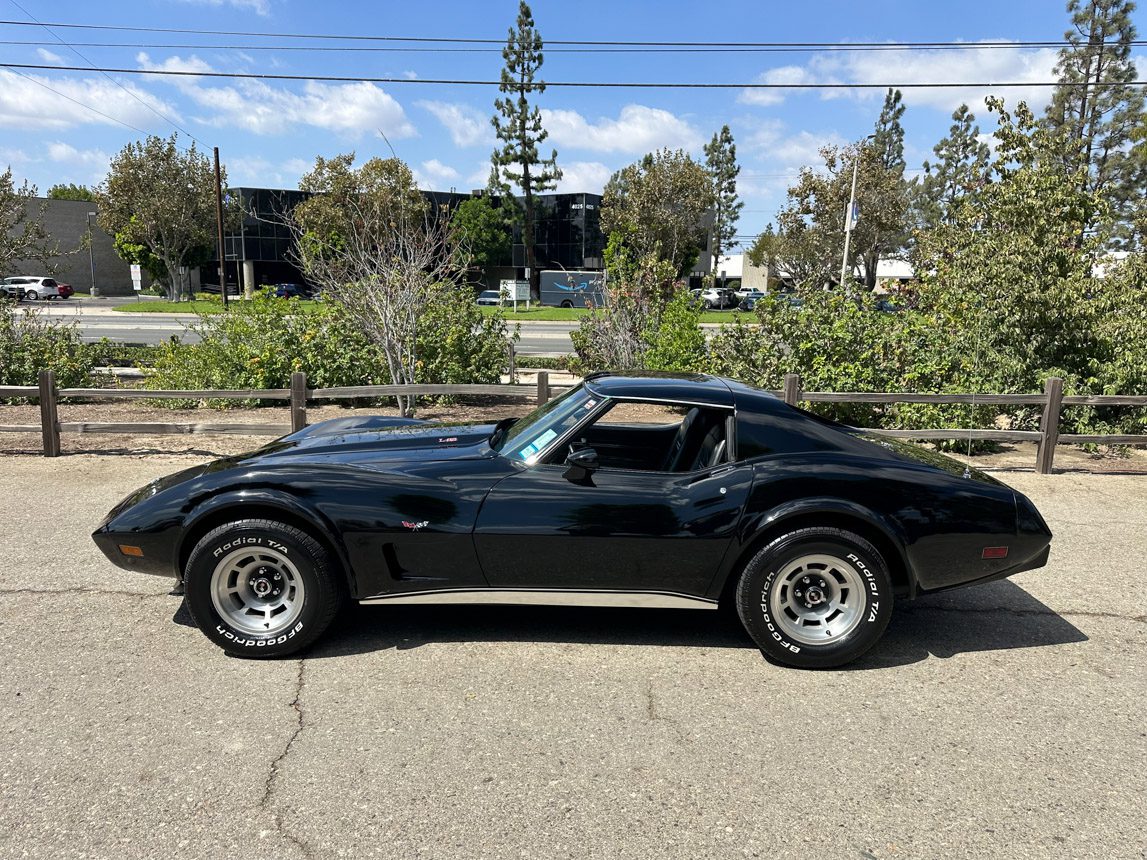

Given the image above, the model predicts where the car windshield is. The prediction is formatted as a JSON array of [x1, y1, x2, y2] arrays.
[[493, 384, 599, 464]]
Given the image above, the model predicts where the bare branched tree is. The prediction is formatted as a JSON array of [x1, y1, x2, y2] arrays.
[[289, 174, 471, 416]]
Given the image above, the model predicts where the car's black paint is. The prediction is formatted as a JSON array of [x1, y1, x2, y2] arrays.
[[93, 372, 1052, 610]]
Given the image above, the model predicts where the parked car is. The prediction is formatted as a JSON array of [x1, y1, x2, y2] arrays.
[[93, 371, 1052, 669], [690, 287, 736, 309], [3, 276, 60, 301], [271, 283, 311, 299], [476, 289, 504, 306], [737, 290, 766, 311], [0, 281, 26, 302], [55, 282, 74, 299]]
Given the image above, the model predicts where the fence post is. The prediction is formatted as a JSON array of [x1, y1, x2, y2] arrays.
[[1036, 376, 1063, 474], [507, 340, 516, 381], [782, 373, 802, 406], [536, 370, 550, 405], [38, 369, 61, 457], [290, 371, 308, 433]]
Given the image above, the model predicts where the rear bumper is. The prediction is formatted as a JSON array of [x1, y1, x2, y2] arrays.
[[919, 543, 1051, 596]]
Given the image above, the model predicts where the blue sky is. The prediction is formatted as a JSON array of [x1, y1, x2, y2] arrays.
[[2, 0, 1143, 246]]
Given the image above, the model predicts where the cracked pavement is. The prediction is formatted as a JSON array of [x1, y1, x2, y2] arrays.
[[0, 454, 1145, 859]]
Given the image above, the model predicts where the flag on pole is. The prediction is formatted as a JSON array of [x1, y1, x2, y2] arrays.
[[848, 201, 861, 231]]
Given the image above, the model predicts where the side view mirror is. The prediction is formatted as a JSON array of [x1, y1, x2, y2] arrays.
[[563, 446, 599, 482]]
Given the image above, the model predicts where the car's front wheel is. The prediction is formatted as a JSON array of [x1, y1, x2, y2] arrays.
[[184, 518, 344, 657], [25, 291, 39, 301], [735, 527, 893, 669]]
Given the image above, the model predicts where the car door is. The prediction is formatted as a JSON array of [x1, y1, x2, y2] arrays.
[[473, 402, 753, 598]]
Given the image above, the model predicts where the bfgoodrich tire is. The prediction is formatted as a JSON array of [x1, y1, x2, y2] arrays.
[[184, 519, 344, 658], [735, 527, 893, 669]]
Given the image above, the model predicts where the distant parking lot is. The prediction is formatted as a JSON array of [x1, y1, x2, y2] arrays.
[[0, 454, 1144, 859]]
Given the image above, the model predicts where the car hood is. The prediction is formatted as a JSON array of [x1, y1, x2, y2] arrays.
[[241, 416, 504, 463]]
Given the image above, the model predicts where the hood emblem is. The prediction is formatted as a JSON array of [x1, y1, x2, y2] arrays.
[[437, 436, 459, 443]]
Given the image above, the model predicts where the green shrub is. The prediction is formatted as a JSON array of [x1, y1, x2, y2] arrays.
[[643, 290, 706, 373], [415, 284, 516, 386], [145, 295, 387, 405], [0, 308, 98, 389]]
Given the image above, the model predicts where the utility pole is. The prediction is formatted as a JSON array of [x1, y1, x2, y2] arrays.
[[213, 146, 228, 308], [86, 211, 97, 298], [840, 134, 875, 291]]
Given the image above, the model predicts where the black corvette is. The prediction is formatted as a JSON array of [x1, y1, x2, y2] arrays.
[[93, 372, 1052, 668]]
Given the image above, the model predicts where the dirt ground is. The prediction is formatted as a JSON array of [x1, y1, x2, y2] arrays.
[[1, 398, 1145, 472]]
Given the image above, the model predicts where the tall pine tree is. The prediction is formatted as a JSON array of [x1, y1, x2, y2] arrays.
[[1045, 0, 1144, 242], [856, 88, 910, 287], [490, 1, 561, 299], [703, 125, 743, 268], [914, 104, 991, 229]]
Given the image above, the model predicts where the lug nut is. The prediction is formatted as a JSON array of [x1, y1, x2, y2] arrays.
[[273, 588, 280, 596], [795, 590, 802, 597], [802, 577, 809, 584]]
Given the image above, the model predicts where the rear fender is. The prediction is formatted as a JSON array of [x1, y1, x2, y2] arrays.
[[709, 497, 915, 600]]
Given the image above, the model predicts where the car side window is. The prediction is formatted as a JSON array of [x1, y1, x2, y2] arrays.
[[559, 399, 730, 474]]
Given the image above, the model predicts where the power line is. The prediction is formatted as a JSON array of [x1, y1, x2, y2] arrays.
[[0, 20, 1104, 49], [5, 61, 1143, 89], [4, 3, 204, 147], [2, 37, 1131, 54]]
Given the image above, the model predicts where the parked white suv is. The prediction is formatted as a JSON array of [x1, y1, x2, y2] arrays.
[[3, 276, 61, 300]]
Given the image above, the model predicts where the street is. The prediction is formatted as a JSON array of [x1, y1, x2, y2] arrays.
[[30, 298, 579, 355], [0, 454, 1143, 859]]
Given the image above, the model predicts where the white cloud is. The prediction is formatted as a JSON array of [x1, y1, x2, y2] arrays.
[[413, 158, 461, 189], [0, 70, 180, 131], [418, 100, 489, 147], [173, 0, 272, 16], [47, 142, 110, 167], [137, 53, 415, 138], [543, 105, 702, 154], [740, 44, 1060, 113], [36, 48, 64, 65], [555, 161, 612, 194]]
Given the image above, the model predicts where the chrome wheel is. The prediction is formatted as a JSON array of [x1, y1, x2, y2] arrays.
[[209, 546, 305, 636], [770, 553, 866, 646]]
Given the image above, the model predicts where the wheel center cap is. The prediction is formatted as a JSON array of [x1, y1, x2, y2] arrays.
[[805, 586, 825, 606], [252, 578, 273, 598]]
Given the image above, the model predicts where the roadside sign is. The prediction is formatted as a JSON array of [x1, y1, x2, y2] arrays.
[[130, 264, 142, 292], [499, 279, 531, 310]]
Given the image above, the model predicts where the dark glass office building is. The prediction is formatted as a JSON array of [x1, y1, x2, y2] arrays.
[[206, 188, 628, 290]]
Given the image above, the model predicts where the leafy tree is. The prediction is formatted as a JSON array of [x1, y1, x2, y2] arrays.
[[873, 88, 907, 173], [570, 232, 681, 370], [289, 155, 509, 416], [913, 104, 990, 230], [294, 153, 425, 256], [1045, 0, 1144, 242], [915, 98, 1107, 396], [451, 194, 512, 272], [98, 135, 224, 301], [601, 149, 715, 277], [748, 140, 910, 290], [703, 125, 743, 265], [490, 1, 561, 300], [0, 168, 57, 274], [46, 183, 96, 202]]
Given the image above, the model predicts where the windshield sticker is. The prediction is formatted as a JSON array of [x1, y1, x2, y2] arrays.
[[519, 442, 538, 460], [584, 399, 597, 409], [532, 429, 558, 449]]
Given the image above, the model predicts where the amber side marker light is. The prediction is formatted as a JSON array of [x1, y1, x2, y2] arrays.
[[982, 546, 1009, 559], [118, 545, 144, 558]]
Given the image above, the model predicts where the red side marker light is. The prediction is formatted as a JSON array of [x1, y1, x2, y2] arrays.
[[982, 546, 1009, 559], [119, 545, 144, 558]]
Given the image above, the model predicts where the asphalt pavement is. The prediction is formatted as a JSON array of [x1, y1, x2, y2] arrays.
[[0, 454, 1143, 859], [29, 298, 578, 354]]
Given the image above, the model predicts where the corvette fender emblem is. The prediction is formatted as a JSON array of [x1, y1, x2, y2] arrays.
[[401, 520, 430, 531]]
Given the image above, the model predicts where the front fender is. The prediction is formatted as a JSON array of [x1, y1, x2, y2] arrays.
[[177, 487, 357, 596]]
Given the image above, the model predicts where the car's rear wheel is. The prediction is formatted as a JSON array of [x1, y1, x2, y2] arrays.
[[735, 527, 893, 669], [184, 519, 344, 657], [560, 300, 573, 308], [25, 291, 39, 301]]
